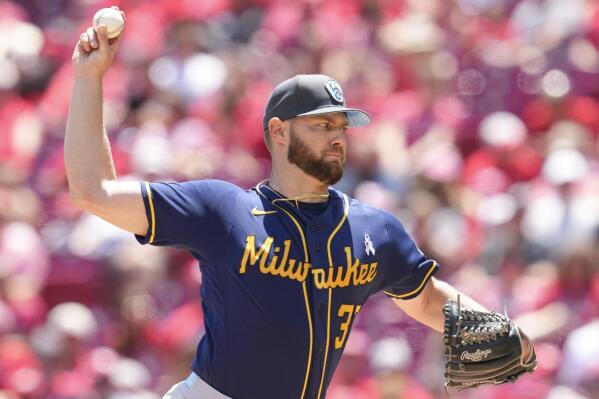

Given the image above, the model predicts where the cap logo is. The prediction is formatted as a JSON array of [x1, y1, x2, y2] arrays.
[[325, 79, 344, 104]]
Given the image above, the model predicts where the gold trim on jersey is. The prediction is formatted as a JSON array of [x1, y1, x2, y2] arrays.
[[300, 280, 313, 399], [317, 193, 349, 399], [145, 181, 156, 244], [383, 261, 438, 299], [255, 184, 313, 399]]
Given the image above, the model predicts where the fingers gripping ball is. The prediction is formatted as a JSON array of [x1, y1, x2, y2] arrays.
[[93, 8, 124, 39], [442, 297, 537, 392]]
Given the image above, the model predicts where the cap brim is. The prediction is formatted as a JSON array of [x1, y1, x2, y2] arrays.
[[296, 106, 371, 127]]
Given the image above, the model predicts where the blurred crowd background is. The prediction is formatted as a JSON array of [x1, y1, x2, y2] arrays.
[[1, 0, 599, 398]]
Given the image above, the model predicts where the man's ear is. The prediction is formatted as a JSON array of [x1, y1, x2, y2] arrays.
[[267, 117, 287, 144]]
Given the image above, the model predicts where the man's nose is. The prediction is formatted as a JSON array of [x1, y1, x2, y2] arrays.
[[330, 128, 347, 147]]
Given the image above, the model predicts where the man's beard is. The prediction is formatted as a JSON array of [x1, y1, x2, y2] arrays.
[[287, 128, 344, 185]]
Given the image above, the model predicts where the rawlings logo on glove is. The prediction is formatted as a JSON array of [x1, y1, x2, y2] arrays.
[[460, 348, 492, 361], [442, 296, 537, 393]]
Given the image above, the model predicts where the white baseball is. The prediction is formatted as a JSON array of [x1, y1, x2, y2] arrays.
[[93, 8, 124, 39]]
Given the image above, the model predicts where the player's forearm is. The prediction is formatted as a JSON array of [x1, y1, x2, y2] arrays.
[[394, 277, 488, 333], [65, 77, 117, 203], [425, 278, 489, 332]]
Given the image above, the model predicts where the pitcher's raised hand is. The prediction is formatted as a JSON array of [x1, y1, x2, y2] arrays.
[[71, 6, 125, 79]]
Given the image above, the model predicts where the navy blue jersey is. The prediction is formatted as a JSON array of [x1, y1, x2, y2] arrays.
[[136, 180, 439, 399]]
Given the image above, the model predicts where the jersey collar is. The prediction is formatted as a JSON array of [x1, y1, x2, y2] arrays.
[[252, 180, 342, 206]]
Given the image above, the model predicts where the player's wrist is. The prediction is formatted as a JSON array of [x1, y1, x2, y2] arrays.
[[72, 64, 108, 80], [72, 73, 104, 87]]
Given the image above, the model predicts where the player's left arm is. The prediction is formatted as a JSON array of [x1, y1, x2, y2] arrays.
[[391, 276, 487, 332], [392, 276, 533, 358]]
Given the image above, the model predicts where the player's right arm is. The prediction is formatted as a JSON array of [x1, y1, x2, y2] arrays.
[[65, 8, 148, 236]]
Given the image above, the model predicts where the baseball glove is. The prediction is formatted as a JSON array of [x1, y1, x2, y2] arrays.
[[442, 296, 537, 391]]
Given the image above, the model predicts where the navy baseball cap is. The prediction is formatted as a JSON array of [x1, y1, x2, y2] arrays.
[[263, 74, 371, 131]]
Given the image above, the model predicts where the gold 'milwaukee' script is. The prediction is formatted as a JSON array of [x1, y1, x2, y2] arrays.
[[239, 236, 378, 289]]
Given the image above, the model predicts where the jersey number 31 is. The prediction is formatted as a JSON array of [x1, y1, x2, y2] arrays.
[[334, 304, 361, 350]]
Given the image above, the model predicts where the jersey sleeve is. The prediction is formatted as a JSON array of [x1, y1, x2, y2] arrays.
[[135, 180, 239, 256], [378, 212, 439, 300]]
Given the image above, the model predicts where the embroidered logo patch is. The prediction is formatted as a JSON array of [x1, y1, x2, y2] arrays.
[[364, 234, 375, 256], [325, 79, 344, 104]]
